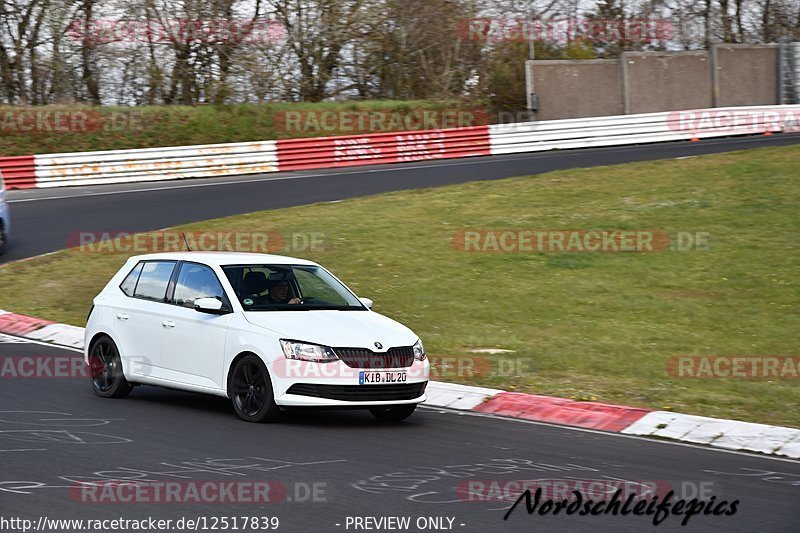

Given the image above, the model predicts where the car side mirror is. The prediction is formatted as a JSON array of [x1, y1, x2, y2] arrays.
[[359, 297, 373, 309], [194, 297, 229, 315]]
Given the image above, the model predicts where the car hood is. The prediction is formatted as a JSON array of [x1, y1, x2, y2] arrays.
[[243, 310, 417, 349]]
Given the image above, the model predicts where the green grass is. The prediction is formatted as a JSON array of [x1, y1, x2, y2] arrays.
[[0, 100, 485, 156], [1, 144, 798, 427]]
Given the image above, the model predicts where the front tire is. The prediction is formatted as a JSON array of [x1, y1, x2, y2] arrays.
[[229, 355, 280, 422], [88, 336, 133, 398], [370, 404, 417, 422]]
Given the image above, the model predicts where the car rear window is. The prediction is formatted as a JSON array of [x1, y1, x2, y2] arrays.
[[133, 261, 176, 302], [119, 262, 144, 296]]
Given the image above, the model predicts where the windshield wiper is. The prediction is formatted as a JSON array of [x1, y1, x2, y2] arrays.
[[249, 306, 312, 311]]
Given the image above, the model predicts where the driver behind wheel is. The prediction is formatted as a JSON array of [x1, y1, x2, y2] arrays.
[[267, 279, 301, 304]]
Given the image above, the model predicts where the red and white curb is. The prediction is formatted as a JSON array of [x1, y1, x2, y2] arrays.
[[622, 412, 800, 457], [425, 381, 504, 410], [0, 310, 85, 348], [1, 309, 798, 459]]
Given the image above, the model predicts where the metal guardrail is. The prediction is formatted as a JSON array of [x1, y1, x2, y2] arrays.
[[1, 105, 799, 189], [275, 126, 490, 171], [33, 140, 279, 188], [0, 156, 36, 189], [489, 106, 800, 154]]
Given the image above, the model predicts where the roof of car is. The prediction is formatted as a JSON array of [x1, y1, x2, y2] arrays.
[[128, 251, 318, 266]]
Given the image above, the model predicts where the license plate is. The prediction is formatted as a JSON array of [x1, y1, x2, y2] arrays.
[[359, 371, 407, 385]]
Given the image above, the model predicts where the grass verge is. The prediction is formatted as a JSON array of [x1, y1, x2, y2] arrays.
[[1, 144, 798, 427]]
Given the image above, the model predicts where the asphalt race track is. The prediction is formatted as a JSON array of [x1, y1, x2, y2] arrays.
[[3, 134, 800, 265], [0, 335, 798, 533], [1, 136, 799, 532]]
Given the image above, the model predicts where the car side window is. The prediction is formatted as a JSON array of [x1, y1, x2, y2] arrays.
[[172, 263, 224, 308], [119, 262, 144, 296], [133, 261, 176, 302]]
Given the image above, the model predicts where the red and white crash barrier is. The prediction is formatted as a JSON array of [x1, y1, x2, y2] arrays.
[[276, 126, 491, 171], [19, 140, 279, 189], [1, 105, 798, 189]]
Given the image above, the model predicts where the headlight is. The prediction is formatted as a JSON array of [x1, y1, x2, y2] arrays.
[[413, 339, 426, 361], [280, 340, 339, 363]]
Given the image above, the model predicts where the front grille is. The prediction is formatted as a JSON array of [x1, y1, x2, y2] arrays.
[[334, 346, 415, 368], [287, 382, 427, 402]]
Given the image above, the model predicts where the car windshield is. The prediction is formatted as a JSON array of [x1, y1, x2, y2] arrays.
[[222, 264, 365, 311]]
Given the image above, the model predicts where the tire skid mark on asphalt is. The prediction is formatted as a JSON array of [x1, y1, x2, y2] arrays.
[[0, 457, 349, 496]]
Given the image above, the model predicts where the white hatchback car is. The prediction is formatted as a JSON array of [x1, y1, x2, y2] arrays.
[[0, 170, 9, 254], [85, 252, 429, 422]]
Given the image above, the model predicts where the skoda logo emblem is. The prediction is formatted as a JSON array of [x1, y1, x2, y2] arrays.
[[374, 342, 383, 350]]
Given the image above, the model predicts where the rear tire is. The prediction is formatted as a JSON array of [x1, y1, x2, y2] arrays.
[[370, 404, 417, 422], [88, 336, 132, 398], [0, 224, 6, 255], [229, 355, 280, 422]]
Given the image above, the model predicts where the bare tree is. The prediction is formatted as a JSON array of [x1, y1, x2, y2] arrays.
[[2, 0, 798, 106], [0, 0, 51, 103], [269, 0, 375, 101]]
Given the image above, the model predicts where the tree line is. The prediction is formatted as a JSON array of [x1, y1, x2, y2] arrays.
[[1, 0, 798, 108]]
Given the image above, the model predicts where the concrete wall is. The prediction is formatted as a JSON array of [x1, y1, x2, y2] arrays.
[[622, 52, 712, 113], [528, 60, 623, 120], [794, 43, 800, 78], [528, 45, 782, 120], [715, 45, 779, 106]]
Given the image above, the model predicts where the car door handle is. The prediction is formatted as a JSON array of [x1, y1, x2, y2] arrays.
[[161, 320, 176, 328], [116, 313, 129, 321]]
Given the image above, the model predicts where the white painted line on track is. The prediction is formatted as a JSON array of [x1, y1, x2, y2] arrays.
[[0, 333, 29, 343], [0, 333, 83, 353]]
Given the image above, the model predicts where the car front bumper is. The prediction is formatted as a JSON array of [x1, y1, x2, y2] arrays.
[[270, 358, 429, 407], [277, 390, 427, 407]]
